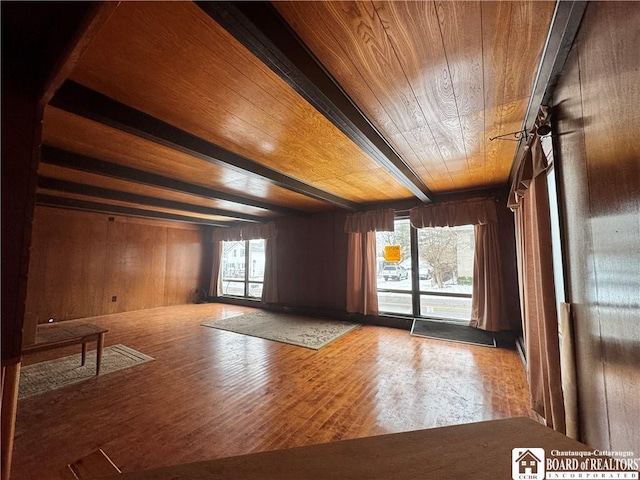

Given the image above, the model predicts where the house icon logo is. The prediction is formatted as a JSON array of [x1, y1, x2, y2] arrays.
[[512, 448, 545, 480]]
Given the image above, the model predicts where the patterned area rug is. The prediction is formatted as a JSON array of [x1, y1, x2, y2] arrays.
[[202, 311, 359, 350], [19, 344, 154, 399]]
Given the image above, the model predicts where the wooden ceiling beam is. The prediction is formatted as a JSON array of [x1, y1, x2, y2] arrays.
[[197, 1, 434, 204], [40, 146, 305, 217], [35, 194, 232, 227], [38, 176, 265, 223], [50, 81, 359, 211], [40, 2, 120, 107]]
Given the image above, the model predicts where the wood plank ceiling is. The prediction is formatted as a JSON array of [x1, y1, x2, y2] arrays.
[[39, 1, 556, 227]]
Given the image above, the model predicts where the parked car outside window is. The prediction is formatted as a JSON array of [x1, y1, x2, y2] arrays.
[[419, 263, 433, 280], [382, 265, 408, 281]]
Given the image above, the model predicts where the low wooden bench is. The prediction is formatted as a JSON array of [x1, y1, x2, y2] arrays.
[[22, 323, 108, 375]]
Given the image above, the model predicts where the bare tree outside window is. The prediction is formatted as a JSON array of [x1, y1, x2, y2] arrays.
[[418, 227, 458, 289]]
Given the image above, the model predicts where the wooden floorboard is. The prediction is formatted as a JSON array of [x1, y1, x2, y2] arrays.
[[12, 304, 533, 479]]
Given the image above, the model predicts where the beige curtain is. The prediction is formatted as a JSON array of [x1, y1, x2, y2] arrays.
[[345, 209, 394, 315], [346, 232, 363, 313], [410, 198, 506, 331], [409, 198, 498, 227], [208, 241, 223, 297], [509, 132, 565, 433], [469, 223, 506, 330], [209, 222, 277, 303], [263, 236, 278, 304], [210, 222, 276, 243]]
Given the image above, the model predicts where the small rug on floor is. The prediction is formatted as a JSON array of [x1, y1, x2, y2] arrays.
[[411, 319, 496, 347], [19, 344, 154, 399], [201, 311, 359, 350]]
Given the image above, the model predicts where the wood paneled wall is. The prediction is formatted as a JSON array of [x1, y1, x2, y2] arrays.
[[554, 2, 640, 453], [274, 211, 349, 311], [25, 207, 207, 327]]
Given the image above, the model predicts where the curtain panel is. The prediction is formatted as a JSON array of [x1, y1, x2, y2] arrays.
[[263, 237, 278, 304], [509, 133, 565, 433], [469, 223, 505, 330], [209, 222, 277, 303], [211, 222, 277, 242], [409, 198, 499, 228], [344, 208, 395, 233], [344, 209, 394, 315], [208, 241, 223, 297], [409, 198, 508, 331]]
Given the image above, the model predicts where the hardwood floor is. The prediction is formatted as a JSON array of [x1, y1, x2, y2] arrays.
[[12, 304, 533, 479]]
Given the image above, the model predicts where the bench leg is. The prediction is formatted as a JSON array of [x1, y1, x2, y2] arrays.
[[96, 333, 105, 376], [81, 342, 87, 366]]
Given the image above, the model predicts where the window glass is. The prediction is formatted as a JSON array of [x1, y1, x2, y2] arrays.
[[419, 294, 472, 323], [376, 219, 411, 291], [222, 241, 245, 280], [221, 239, 265, 298], [376, 219, 412, 315], [376, 220, 475, 322], [377, 291, 412, 315], [417, 225, 474, 294], [248, 239, 265, 282], [417, 225, 474, 321], [221, 281, 245, 297]]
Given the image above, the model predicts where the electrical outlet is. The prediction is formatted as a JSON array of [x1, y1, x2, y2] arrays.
[[111, 296, 117, 302]]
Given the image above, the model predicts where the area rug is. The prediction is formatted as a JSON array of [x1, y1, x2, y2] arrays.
[[201, 311, 359, 350], [19, 344, 154, 399], [411, 319, 496, 347]]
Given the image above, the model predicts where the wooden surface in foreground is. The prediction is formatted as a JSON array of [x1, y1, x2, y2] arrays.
[[12, 303, 533, 479], [104, 417, 589, 480]]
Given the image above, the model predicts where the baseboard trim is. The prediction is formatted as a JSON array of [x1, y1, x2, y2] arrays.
[[207, 297, 413, 330]]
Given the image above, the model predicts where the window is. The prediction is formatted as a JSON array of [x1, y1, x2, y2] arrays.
[[376, 218, 474, 322], [376, 219, 412, 315], [220, 239, 265, 298], [543, 133, 567, 318], [417, 225, 473, 322]]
